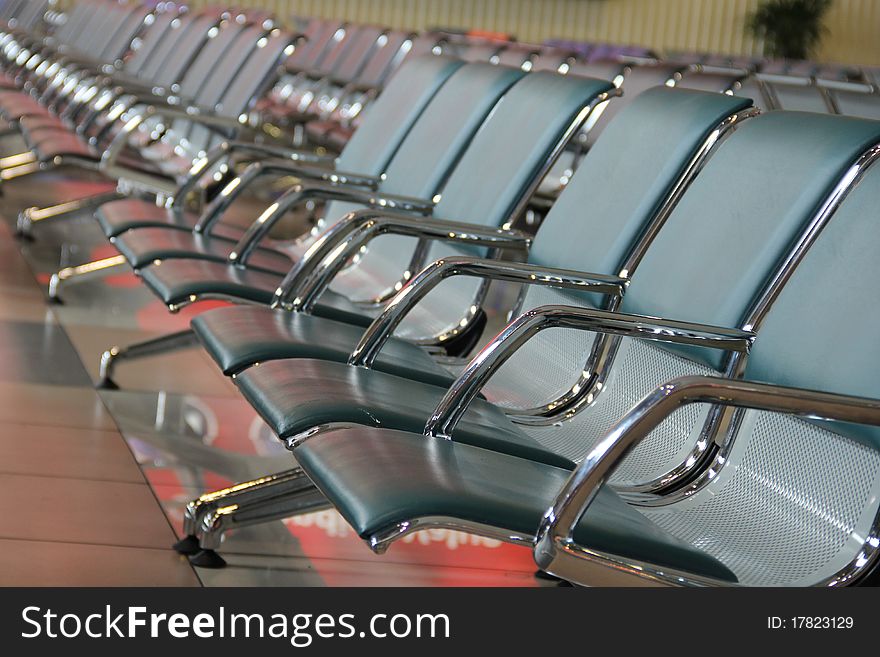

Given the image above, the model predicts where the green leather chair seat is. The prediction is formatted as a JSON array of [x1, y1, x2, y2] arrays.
[[235, 358, 575, 469], [96, 199, 199, 238], [191, 305, 458, 387], [139, 258, 388, 326], [294, 425, 737, 582], [111, 227, 293, 273], [139, 259, 282, 307]]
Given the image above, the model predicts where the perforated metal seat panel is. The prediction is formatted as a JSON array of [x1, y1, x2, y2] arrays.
[[640, 412, 880, 586]]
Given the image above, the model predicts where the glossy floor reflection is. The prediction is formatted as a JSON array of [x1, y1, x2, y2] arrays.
[[0, 170, 550, 587]]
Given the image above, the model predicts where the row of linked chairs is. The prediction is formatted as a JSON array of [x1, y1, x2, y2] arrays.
[[2, 2, 880, 587]]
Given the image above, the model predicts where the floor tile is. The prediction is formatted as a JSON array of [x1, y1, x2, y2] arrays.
[[0, 380, 117, 429], [0, 318, 92, 386], [0, 422, 145, 483], [0, 537, 200, 586], [0, 472, 177, 549]]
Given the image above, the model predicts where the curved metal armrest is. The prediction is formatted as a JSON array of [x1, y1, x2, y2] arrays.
[[534, 375, 880, 584], [175, 145, 339, 227], [273, 212, 532, 311], [100, 105, 248, 178], [227, 187, 436, 267], [194, 159, 381, 234], [350, 258, 624, 367], [425, 305, 755, 440]]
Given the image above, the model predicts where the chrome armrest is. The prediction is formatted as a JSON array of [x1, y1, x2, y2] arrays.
[[227, 187, 436, 267], [350, 258, 625, 367], [425, 305, 755, 440], [194, 159, 380, 234], [175, 146, 339, 228], [273, 212, 533, 312], [99, 105, 248, 178], [534, 375, 880, 586]]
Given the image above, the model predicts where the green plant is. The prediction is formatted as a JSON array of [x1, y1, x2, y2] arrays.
[[747, 0, 833, 60]]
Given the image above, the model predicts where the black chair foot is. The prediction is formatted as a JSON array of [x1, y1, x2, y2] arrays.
[[189, 549, 227, 569], [172, 534, 201, 555], [14, 229, 33, 241]]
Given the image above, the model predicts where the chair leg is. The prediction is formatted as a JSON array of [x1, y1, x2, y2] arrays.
[[174, 467, 315, 555], [47, 254, 127, 302], [0, 150, 36, 168], [191, 484, 331, 569], [98, 328, 198, 389], [16, 188, 123, 238], [0, 158, 50, 180]]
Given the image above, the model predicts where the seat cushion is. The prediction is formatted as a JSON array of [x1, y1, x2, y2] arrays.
[[295, 425, 737, 582], [191, 304, 457, 387], [96, 198, 199, 237], [138, 257, 383, 326], [111, 226, 295, 273], [235, 358, 574, 469], [138, 259, 284, 307]]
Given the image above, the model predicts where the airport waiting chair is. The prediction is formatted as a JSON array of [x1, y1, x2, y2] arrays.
[[12, 22, 299, 237], [178, 109, 880, 564], [89, 69, 615, 390], [170, 88, 756, 560], [304, 33, 450, 152], [90, 71, 614, 369], [269, 113, 880, 587], [302, 29, 422, 147], [89, 55, 466, 241], [54, 60, 526, 307], [535, 151, 880, 586], [186, 88, 753, 383]]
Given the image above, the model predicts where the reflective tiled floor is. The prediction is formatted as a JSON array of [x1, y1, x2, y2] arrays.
[[0, 163, 550, 586]]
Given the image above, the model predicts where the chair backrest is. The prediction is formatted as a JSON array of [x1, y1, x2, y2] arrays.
[[351, 30, 415, 89], [529, 88, 753, 277], [139, 13, 217, 86], [326, 25, 387, 84], [70, 2, 131, 55], [9, 0, 47, 31], [324, 62, 526, 229], [578, 63, 680, 146], [335, 56, 465, 176], [215, 29, 299, 118], [326, 69, 614, 323], [744, 161, 880, 449], [177, 21, 253, 104], [430, 71, 614, 229], [121, 7, 182, 78], [99, 4, 152, 63], [56, 0, 99, 46], [621, 112, 880, 368], [307, 23, 363, 79], [285, 20, 345, 73]]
